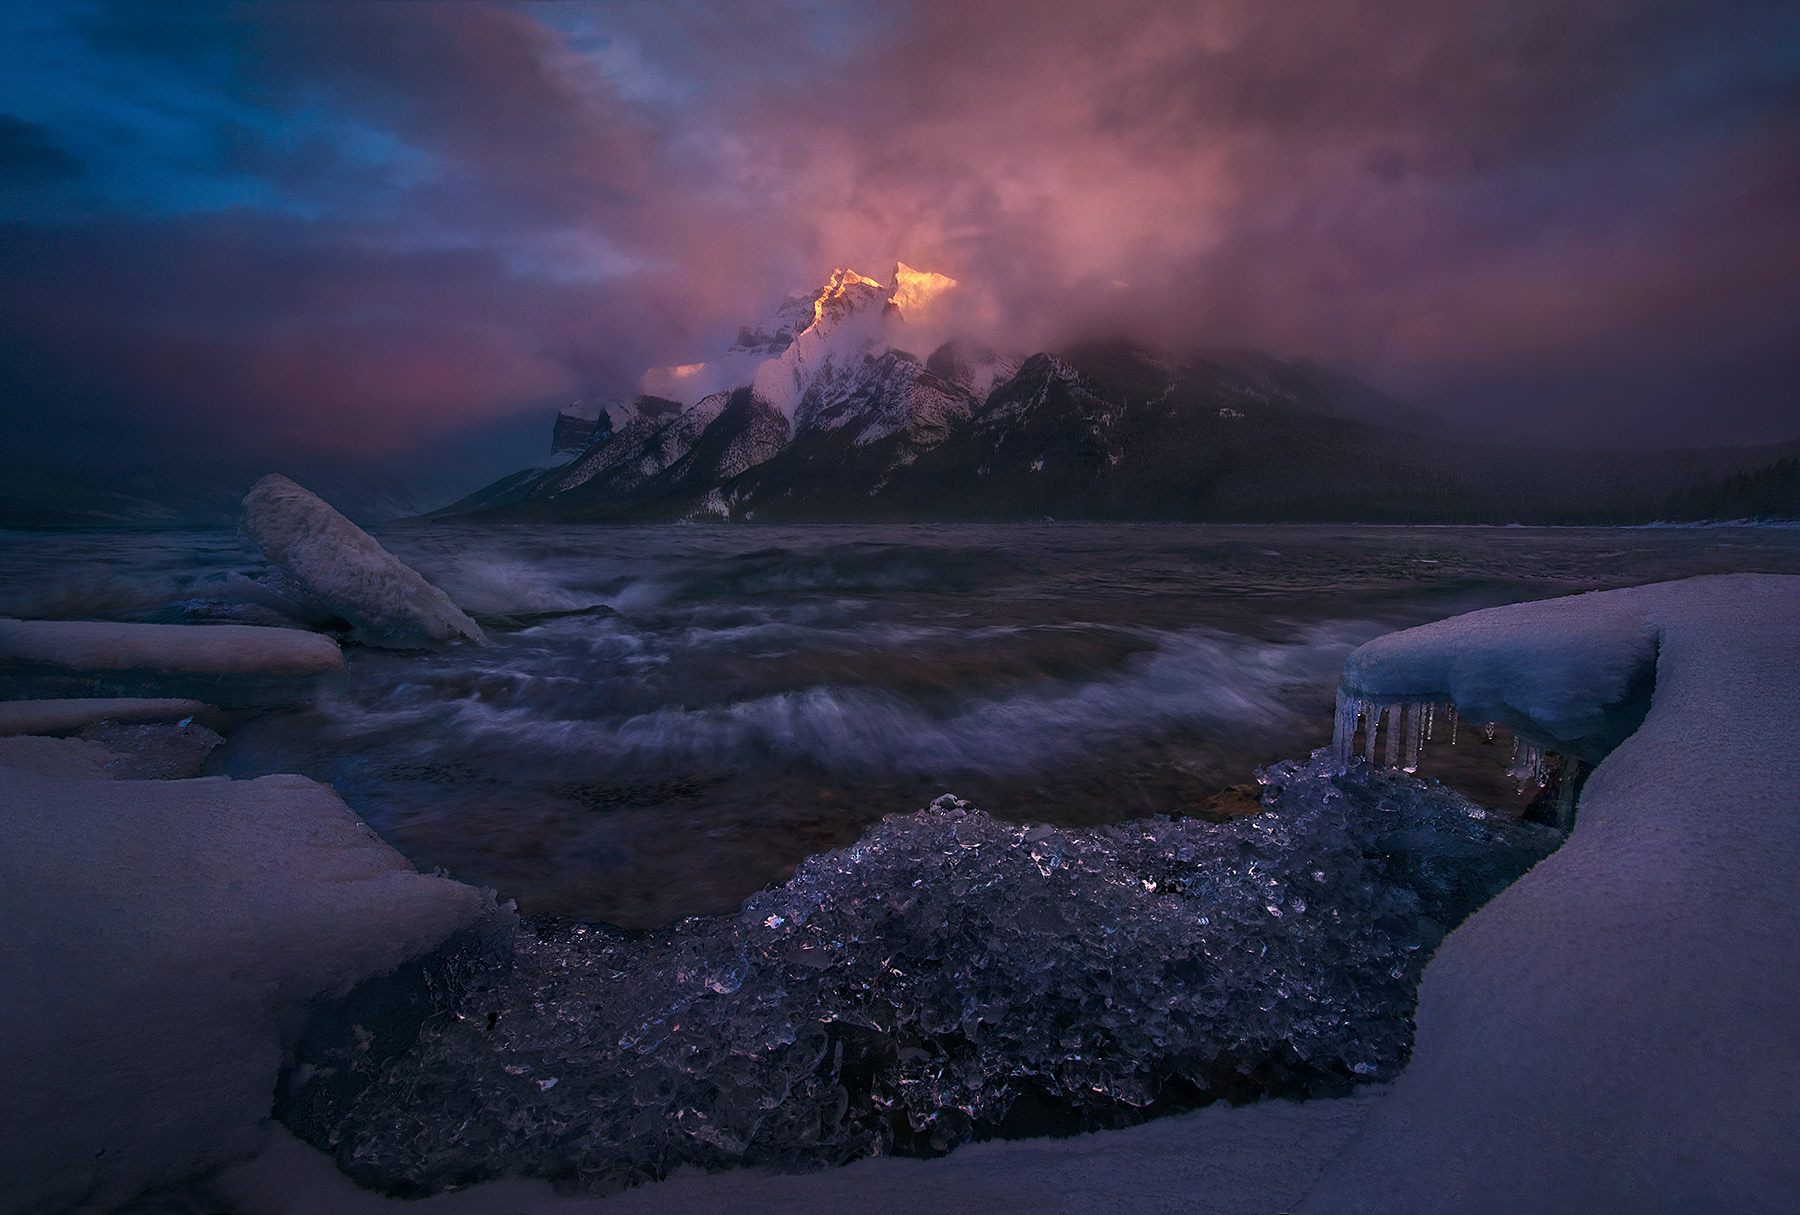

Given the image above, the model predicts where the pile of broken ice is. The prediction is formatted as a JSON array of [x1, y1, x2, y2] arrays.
[[286, 762, 1556, 1194]]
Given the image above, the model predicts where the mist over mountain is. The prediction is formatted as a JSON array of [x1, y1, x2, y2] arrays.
[[441, 266, 1800, 526]]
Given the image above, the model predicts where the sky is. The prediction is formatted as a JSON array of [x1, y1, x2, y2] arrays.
[[1, 0, 1797, 480]]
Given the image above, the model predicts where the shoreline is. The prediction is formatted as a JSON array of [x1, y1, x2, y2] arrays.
[[2, 573, 1794, 1211]]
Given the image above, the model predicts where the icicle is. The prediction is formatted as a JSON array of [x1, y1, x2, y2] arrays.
[[1424, 702, 1437, 743], [1449, 708, 1458, 746], [1403, 703, 1425, 773], [1481, 721, 1497, 743], [1383, 705, 1402, 769], [1362, 702, 1380, 765], [1506, 738, 1546, 794], [1331, 690, 1359, 769], [1555, 758, 1581, 831]]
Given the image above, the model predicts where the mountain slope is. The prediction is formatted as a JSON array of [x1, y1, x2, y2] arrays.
[[443, 271, 1800, 526]]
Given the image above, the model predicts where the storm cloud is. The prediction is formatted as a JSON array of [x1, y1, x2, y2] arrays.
[[1, 0, 1795, 469]]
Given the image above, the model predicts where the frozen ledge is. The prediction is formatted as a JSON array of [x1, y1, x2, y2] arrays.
[[1300, 573, 1800, 1213], [0, 618, 345, 707]]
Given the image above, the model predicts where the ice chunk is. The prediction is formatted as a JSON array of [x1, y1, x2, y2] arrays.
[[0, 765, 495, 1213], [242, 475, 486, 649], [284, 756, 1556, 1196], [0, 617, 345, 707]]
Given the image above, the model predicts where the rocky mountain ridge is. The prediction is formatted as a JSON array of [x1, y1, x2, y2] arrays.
[[438, 266, 1800, 525]]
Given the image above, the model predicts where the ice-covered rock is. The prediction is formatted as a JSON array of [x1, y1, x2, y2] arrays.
[[282, 766, 1556, 1195], [242, 475, 486, 649], [1301, 573, 1800, 1214], [0, 766, 498, 1215], [0, 617, 345, 707]]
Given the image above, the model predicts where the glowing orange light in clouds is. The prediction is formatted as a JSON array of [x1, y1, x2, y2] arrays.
[[889, 262, 957, 319]]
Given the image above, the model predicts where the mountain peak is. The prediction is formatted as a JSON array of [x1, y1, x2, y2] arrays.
[[811, 269, 889, 328], [640, 263, 961, 410]]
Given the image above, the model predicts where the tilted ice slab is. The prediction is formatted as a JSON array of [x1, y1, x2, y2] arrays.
[[243, 475, 486, 650], [1300, 573, 1800, 1214], [0, 767, 498, 1215]]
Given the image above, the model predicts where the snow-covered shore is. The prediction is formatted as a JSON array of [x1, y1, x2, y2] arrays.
[[4, 573, 1793, 1213], [1303, 572, 1800, 1212]]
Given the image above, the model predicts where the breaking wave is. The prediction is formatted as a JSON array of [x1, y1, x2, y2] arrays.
[[304, 623, 1360, 783]]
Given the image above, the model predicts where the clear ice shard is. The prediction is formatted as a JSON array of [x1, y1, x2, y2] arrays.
[[282, 756, 1562, 1196]]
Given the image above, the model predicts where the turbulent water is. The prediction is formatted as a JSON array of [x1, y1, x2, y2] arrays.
[[3, 522, 1798, 924]]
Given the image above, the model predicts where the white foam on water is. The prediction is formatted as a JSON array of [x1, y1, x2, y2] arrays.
[[332, 623, 1364, 782]]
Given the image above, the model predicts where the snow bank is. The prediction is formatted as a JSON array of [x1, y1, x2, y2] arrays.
[[0, 734, 123, 778], [0, 696, 214, 736], [0, 617, 344, 707], [1302, 573, 1800, 1213], [242, 475, 486, 649], [0, 767, 494, 1215]]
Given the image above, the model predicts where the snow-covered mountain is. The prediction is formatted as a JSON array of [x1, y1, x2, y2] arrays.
[[441, 263, 1018, 518]]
